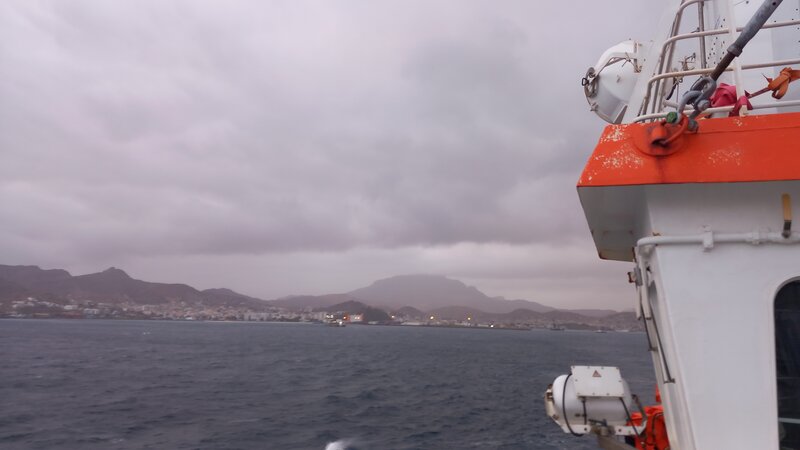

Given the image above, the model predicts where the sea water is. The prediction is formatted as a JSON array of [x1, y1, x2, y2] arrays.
[[0, 319, 654, 449]]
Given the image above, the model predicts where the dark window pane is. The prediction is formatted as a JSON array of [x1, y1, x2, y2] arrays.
[[776, 280, 800, 449]]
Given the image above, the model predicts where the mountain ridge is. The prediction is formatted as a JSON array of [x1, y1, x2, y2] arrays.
[[0, 265, 629, 327], [0, 264, 266, 309]]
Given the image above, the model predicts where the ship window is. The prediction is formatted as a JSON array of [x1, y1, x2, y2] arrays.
[[776, 280, 800, 449]]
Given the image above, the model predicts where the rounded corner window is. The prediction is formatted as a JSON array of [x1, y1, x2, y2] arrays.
[[776, 280, 800, 448]]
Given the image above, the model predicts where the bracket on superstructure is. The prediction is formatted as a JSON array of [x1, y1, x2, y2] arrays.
[[782, 194, 792, 238]]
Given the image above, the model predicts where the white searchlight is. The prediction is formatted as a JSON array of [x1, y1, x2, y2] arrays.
[[582, 40, 646, 124], [544, 366, 643, 437]]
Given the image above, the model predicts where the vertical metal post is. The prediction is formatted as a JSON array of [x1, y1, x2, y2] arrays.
[[725, 0, 746, 111], [697, 1, 708, 69], [655, 10, 687, 113]]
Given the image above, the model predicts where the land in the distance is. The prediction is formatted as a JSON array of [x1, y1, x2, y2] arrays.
[[0, 265, 642, 331]]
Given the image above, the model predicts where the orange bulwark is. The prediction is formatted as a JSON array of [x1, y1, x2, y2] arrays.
[[578, 112, 800, 187]]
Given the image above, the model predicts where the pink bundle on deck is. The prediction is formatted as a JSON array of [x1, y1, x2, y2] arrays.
[[710, 83, 752, 117]]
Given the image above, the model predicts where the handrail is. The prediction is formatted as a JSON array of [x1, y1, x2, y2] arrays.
[[637, 1, 798, 120], [660, 19, 800, 53], [633, 99, 800, 122], [678, 0, 706, 15], [646, 58, 800, 85], [647, 1, 700, 115], [649, 20, 800, 114]]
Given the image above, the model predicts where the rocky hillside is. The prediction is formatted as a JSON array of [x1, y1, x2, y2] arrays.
[[0, 265, 267, 309]]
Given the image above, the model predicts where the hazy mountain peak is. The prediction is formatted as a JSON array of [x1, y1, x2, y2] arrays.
[[361, 274, 475, 291], [343, 273, 561, 314], [100, 267, 130, 277], [349, 274, 490, 311]]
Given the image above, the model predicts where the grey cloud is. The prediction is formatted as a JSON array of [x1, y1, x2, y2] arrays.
[[1, 0, 660, 307]]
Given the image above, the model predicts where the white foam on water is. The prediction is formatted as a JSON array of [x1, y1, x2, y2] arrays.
[[324, 438, 354, 450]]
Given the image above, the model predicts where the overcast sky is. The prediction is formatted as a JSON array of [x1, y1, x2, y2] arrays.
[[0, 1, 662, 309]]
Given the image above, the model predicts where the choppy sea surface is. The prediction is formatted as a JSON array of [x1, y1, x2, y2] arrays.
[[1, 319, 655, 449]]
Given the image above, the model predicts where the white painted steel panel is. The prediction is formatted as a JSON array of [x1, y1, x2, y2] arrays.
[[571, 366, 625, 398]]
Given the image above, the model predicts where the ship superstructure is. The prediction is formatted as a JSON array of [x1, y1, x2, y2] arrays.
[[544, 1, 800, 449]]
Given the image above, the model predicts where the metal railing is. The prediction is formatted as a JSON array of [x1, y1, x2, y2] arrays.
[[635, 0, 799, 122]]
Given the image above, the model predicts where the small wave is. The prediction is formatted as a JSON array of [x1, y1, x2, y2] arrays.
[[324, 438, 357, 450]]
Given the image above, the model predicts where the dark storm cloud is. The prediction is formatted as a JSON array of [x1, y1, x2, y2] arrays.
[[0, 1, 660, 307]]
